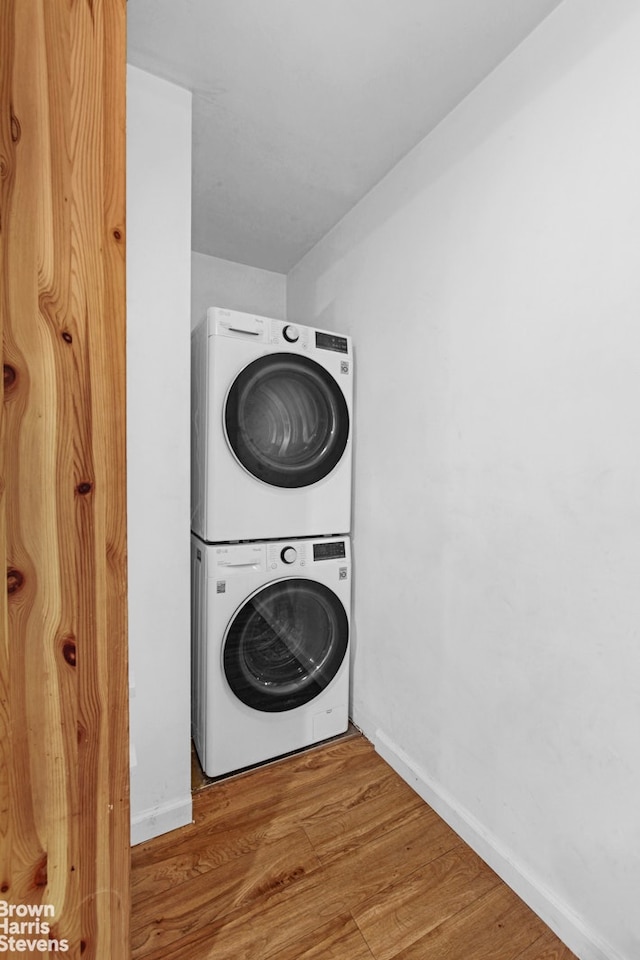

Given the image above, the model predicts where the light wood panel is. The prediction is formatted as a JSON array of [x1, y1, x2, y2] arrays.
[[132, 736, 578, 960], [0, 2, 129, 957]]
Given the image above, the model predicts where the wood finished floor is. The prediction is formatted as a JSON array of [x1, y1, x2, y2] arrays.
[[131, 735, 578, 960]]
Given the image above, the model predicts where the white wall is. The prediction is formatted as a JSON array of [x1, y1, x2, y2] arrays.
[[127, 66, 193, 844], [288, 2, 640, 958], [191, 251, 286, 329]]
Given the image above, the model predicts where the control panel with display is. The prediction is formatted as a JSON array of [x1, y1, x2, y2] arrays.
[[316, 331, 349, 354], [313, 540, 346, 561]]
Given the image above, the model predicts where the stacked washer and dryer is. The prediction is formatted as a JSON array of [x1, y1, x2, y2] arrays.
[[190, 306, 354, 777]]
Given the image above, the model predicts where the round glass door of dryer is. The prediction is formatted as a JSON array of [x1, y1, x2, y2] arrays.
[[224, 353, 350, 488], [223, 579, 349, 712]]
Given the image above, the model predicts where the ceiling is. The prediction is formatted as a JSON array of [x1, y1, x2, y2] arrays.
[[127, 0, 565, 274]]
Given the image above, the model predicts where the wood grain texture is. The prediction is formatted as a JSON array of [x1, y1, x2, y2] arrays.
[[267, 913, 375, 960], [387, 883, 548, 960], [0, 1, 129, 957], [514, 930, 580, 960], [131, 737, 578, 960], [352, 844, 501, 960]]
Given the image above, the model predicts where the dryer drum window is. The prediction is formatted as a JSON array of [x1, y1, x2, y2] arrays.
[[223, 579, 349, 712], [225, 354, 350, 488]]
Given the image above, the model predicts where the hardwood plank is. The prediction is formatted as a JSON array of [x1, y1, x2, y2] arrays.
[[388, 883, 549, 960], [353, 844, 502, 960], [514, 929, 578, 960], [131, 826, 321, 956], [132, 815, 298, 904], [301, 763, 427, 863], [266, 912, 375, 960], [132, 869, 347, 960], [327, 805, 461, 905]]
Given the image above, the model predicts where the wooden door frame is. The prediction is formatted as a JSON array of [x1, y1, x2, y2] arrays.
[[1, 2, 130, 957]]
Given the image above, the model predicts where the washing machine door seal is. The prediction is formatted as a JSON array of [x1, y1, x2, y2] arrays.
[[224, 353, 350, 488], [223, 578, 349, 713]]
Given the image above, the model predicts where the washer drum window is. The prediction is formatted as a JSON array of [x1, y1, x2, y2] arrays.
[[224, 354, 350, 488], [223, 579, 349, 712]]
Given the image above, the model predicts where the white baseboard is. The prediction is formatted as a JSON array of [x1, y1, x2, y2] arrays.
[[130, 795, 193, 846], [367, 725, 624, 960]]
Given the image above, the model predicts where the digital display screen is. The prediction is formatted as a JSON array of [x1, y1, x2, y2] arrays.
[[313, 541, 346, 561], [316, 331, 348, 354]]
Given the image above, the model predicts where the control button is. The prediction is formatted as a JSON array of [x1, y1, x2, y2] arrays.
[[282, 324, 299, 343], [281, 546, 297, 564]]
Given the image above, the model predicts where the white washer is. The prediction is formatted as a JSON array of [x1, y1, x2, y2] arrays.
[[191, 307, 353, 543], [191, 534, 351, 778]]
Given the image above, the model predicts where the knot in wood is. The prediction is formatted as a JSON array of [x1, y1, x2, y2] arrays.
[[10, 111, 21, 144], [3, 364, 16, 390], [33, 854, 48, 888], [62, 638, 77, 667], [7, 568, 24, 594]]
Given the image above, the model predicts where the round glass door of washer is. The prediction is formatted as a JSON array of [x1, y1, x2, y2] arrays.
[[223, 579, 349, 712]]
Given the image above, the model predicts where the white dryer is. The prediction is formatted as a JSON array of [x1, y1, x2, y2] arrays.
[[191, 533, 351, 778], [191, 307, 353, 542]]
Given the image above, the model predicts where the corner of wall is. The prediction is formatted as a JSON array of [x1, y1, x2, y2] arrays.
[[130, 795, 193, 847]]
